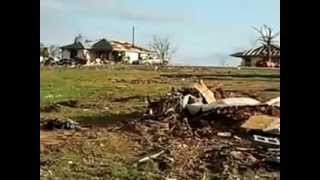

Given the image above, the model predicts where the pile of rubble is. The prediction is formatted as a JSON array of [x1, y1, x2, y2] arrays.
[[41, 117, 80, 130], [125, 80, 280, 179]]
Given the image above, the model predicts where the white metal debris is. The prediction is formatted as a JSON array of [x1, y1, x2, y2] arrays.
[[253, 135, 280, 146], [217, 97, 261, 107], [265, 97, 280, 107], [217, 132, 232, 137], [185, 97, 261, 115]]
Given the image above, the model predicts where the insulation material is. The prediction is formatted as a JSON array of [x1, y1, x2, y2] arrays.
[[241, 115, 280, 130]]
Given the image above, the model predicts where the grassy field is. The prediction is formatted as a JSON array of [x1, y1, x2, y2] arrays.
[[41, 65, 279, 101], [41, 65, 279, 119], [40, 65, 280, 179]]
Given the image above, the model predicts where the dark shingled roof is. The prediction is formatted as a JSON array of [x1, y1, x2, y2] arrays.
[[60, 42, 85, 49], [231, 44, 280, 58], [91, 39, 113, 51]]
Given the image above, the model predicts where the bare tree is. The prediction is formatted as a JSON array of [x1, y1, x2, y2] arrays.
[[74, 34, 84, 44], [149, 35, 177, 64], [253, 25, 280, 63]]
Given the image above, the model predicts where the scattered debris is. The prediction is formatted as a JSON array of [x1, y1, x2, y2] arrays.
[[241, 115, 280, 131], [236, 147, 255, 151], [55, 99, 79, 107], [112, 95, 144, 102], [233, 136, 242, 141], [265, 97, 280, 107], [131, 80, 280, 178], [253, 135, 280, 146], [263, 119, 280, 135], [268, 148, 280, 152], [41, 80, 280, 179], [41, 117, 80, 130], [137, 150, 165, 163], [217, 132, 232, 137], [215, 97, 261, 107], [230, 151, 258, 165], [185, 97, 262, 116], [40, 104, 60, 112]]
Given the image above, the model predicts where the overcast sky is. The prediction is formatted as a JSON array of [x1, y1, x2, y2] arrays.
[[40, 0, 280, 66]]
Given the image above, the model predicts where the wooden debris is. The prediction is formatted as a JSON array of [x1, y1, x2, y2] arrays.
[[236, 147, 255, 151], [138, 150, 165, 163], [265, 97, 280, 107], [241, 115, 280, 130], [217, 132, 232, 137], [193, 80, 216, 104]]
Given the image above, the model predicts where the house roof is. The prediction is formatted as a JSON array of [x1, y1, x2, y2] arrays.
[[91, 39, 113, 51], [110, 40, 155, 53], [60, 42, 85, 49], [82, 40, 98, 49], [231, 44, 280, 58], [60, 38, 155, 53]]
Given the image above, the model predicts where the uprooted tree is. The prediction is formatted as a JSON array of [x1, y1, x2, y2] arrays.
[[149, 35, 177, 64], [253, 25, 280, 63]]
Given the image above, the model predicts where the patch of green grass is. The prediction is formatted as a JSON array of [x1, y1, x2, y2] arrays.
[[40, 66, 170, 105], [40, 65, 280, 122]]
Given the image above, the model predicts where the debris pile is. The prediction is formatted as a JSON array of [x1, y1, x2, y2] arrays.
[[41, 117, 80, 130], [126, 80, 280, 179]]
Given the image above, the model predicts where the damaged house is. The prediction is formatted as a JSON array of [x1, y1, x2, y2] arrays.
[[89, 39, 113, 63], [60, 38, 156, 64], [231, 44, 280, 67], [110, 40, 157, 64], [60, 41, 91, 64]]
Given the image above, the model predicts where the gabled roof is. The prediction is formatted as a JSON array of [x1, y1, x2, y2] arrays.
[[231, 44, 280, 58], [82, 40, 98, 49], [60, 42, 85, 50], [60, 38, 155, 53], [91, 39, 113, 51]]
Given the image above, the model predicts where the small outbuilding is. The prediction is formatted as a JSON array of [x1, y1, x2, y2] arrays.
[[231, 44, 280, 67]]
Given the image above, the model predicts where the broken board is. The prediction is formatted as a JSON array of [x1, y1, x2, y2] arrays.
[[193, 80, 216, 104], [241, 115, 280, 130]]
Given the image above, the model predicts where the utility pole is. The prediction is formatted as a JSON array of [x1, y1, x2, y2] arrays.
[[132, 25, 135, 47]]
